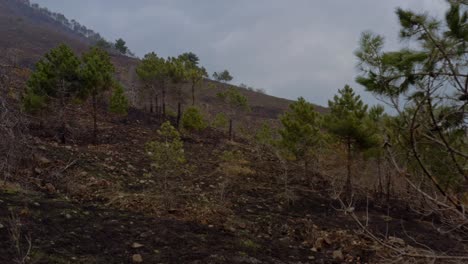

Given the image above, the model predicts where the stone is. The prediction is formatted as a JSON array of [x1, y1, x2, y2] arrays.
[[132, 254, 143, 263], [132, 242, 144, 249], [0, 223, 4, 229], [45, 183, 56, 194], [35, 154, 51, 165], [332, 250, 344, 261]]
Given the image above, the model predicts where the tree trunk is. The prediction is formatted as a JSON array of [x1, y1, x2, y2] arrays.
[[176, 102, 182, 129], [345, 137, 352, 197], [229, 119, 233, 141], [155, 94, 159, 119], [304, 159, 309, 180], [150, 100, 153, 113], [162, 82, 166, 119], [92, 94, 98, 144], [60, 121, 66, 144], [377, 155, 382, 199], [192, 82, 195, 106]]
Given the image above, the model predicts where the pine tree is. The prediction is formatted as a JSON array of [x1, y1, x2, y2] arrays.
[[109, 82, 129, 115], [326, 85, 377, 193], [23, 44, 81, 143], [216, 88, 249, 140], [182, 107, 207, 132], [80, 46, 115, 143], [146, 121, 186, 189], [355, 2, 467, 211], [114, 38, 128, 54], [213, 70, 233, 83], [186, 66, 207, 106], [279, 97, 322, 177], [136, 52, 168, 118]]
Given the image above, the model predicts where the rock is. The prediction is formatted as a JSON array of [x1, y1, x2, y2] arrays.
[[35, 154, 51, 165], [132, 254, 143, 263], [65, 145, 72, 150], [33, 202, 40, 207], [45, 183, 56, 194], [332, 250, 344, 261], [132, 242, 144, 249], [34, 168, 42, 174], [0, 223, 4, 229], [308, 256, 315, 260], [65, 214, 72, 219]]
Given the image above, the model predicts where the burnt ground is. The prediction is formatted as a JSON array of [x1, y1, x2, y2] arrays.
[[0, 108, 466, 264]]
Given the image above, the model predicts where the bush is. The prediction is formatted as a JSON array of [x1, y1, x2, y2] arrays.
[[146, 122, 185, 188], [109, 83, 129, 115], [212, 113, 228, 130], [182, 107, 207, 131]]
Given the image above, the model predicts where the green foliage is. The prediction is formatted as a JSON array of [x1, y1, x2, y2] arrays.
[[279, 97, 322, 162], [167, 57, 187, 84], [326, 85, 377, 150], [213, 70, 233, 83], [109, 82, 129, 115], [80, 46, 115, 98], [255, 122, 276, 147], [136, 52, 167, 83], [216, 88, 250, 112], [178, 52, 200, 67], [96, 39, 112, 50], [114, 38, 128, 54], [146, 122, 186, 179], [355, 2, 468, 198], [23, 44, 81, 113], [212, 113, 229, 129], [182, 107, 207, 131]]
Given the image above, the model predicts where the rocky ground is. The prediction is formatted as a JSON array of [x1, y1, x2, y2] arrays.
[[0, 109, 465, 264]]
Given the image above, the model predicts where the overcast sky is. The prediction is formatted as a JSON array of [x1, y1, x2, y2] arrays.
[[33, 0, 447, 108]]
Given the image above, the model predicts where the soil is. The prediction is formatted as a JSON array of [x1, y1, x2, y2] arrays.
[[0, 108, 466, 264]]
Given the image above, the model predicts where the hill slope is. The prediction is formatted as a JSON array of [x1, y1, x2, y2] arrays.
[[0, 0, 327, 123]]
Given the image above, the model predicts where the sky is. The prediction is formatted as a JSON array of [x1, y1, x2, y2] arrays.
[[33, 0, 447, 108]]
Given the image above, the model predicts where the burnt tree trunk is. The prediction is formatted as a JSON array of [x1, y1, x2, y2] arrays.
[[345, 137, 352, 198], [229, 119, 233, 141], [162, 81, 166, 120], [176, 102, 182, 129], [92, 94, 98, 144], [192, 82, 196, 106]]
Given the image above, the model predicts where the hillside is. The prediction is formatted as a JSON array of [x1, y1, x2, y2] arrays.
[[0, 0, 324, 123], [0, 1, 466, 264]]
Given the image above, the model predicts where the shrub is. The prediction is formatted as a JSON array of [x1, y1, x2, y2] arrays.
[[212, 113, 228, 130], [146, 122, 185, 188], [182, 107, 207, 131], [109, 83, 129, 115]]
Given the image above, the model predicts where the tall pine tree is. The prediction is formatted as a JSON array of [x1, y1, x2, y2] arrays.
[[23, 44, 81, 143], [326, 85, 377, 193], [80, 46, 115, 143]]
